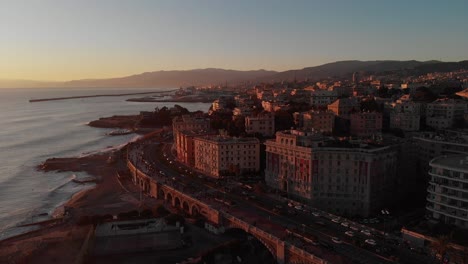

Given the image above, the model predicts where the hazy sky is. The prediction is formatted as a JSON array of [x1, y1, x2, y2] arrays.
[[1, 0, 467, 81]]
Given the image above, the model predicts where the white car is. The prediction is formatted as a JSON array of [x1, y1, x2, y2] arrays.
[[331, 237, 343, 244], [295, 205, 303, 210], [332, 218, 341, 224], [312, 212, 321, 217], [341, 222, 350, 228], [345, 231, 355, 237], [365, 239, 377, 246], [361, 229, 372, 236]]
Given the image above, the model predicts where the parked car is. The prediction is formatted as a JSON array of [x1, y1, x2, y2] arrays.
[[361, 230, 372, 236], [345, 231, 355, 237], [341, 222, 350, 228]]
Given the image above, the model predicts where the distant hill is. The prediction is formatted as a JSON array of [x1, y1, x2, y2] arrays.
[[413, 60, 468, 74], [262, 60, 444, 81], [2, 60, 468, 89], [63, 68, 278, 88]]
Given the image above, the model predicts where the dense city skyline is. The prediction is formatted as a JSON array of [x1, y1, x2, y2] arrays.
[[1, 0, 467, 81]]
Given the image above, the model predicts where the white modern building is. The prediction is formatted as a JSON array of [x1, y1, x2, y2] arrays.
[[427, 155, 468, 228]]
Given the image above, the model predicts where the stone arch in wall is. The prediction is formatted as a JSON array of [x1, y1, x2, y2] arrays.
[[182, 201, 190, 214], [174, 197, 181, 208], [223, 227, 277, 263], [166, 193, 173, 204], [159, 189, 165, 200], [191, 204, 200, 217]]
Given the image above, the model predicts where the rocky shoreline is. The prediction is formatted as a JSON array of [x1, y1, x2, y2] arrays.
[[87, 115, 140, 130]]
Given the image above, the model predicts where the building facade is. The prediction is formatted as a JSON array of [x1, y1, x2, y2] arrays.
[[293, 110, 335, 133], [194, 136, 260, 178], [350, 112, 383, 137], [390, 112, 420, 131], [412, 131, 468, 179], [173, 115, 211, 165], [245, 113, 275, 137], [265, 130, 398, 216], [426, 99, 467, 130], [427, 155, 468, 228], [327, 98, 359, 120], [310, 90, 338, 107]]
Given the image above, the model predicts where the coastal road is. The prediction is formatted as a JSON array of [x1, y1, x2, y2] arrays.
[[130, 141, 436, 264]]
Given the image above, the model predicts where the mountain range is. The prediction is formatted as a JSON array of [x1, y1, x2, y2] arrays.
[[2, 60, 467, 88]]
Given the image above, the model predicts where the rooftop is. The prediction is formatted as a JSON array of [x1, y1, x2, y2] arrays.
[[430, 155, 468, 172], [195, 135, 260, 144], [413, 131, 468, 145]]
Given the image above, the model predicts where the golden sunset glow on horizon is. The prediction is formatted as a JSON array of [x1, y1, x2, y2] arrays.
[[0, 0, 467, 83]]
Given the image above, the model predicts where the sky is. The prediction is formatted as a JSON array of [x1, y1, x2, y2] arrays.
[[0, 0, 467, 81]]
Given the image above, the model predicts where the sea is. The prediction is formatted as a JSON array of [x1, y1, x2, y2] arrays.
[[0, 87, 211, 240]]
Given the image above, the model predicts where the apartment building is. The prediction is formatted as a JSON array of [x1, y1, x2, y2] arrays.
[[426, 99, 467, 130], [427, 155, 468, 228], [265, 130, 398, 216], [194, 136, 260, 178], [245, 113, 275, 137], [293, 110, 335, 133], [350, 112, 383, 137], [173, 115, 211, 164], [412, 130, 468, 179], [390, 112, 420, 131], [327, 98, 359, 120], [310, 90, 338, 107]]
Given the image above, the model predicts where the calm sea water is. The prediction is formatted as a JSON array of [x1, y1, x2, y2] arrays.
[[0, 88, 210, 239]]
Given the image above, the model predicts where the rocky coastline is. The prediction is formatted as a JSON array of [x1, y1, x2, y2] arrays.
[[87, 115, 140, 130]]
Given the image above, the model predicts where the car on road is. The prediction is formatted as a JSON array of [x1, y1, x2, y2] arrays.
[[311, 211, 321, 217], [341, 222, 350, 228], [365, 239, 377, 246], [332, 218, 341, 224], [345, 231, 355, 237], [294, 205, 303, 210], [331, 237, 343, 244], [361, 229, 372, 236]]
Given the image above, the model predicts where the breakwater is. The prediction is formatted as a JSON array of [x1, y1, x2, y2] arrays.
[[29, 89, 178, 102]]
